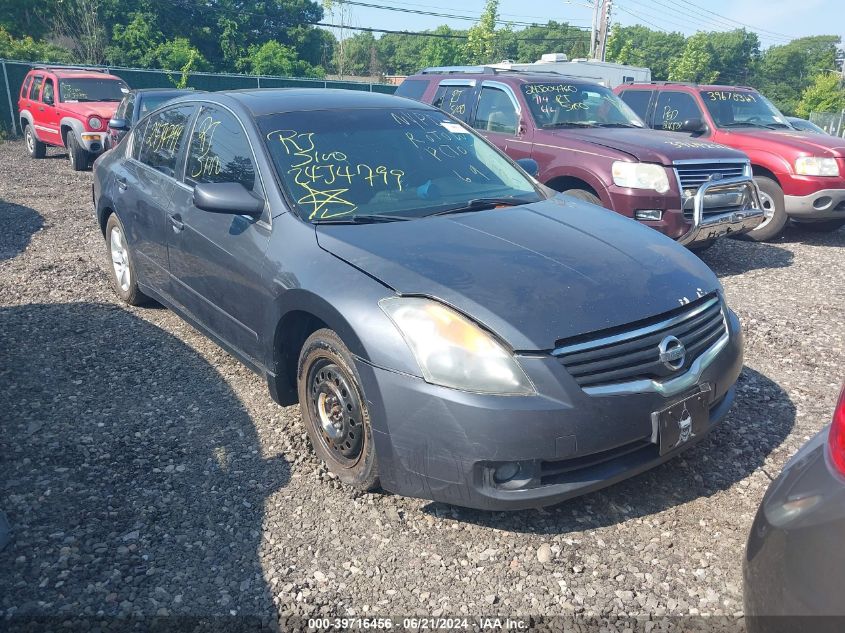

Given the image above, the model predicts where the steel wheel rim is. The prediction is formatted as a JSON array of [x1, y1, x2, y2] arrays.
[[110, 226, 130, 292], [26, 128, 34, 153], [756, 190, 776, 230], [307, 359, 364, 468]]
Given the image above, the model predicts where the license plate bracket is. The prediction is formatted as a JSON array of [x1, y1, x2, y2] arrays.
[[652, 386, 711, 456]]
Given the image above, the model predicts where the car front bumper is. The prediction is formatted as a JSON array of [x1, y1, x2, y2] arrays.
[[78, 131, 107, 154], [357, 309, 743, 511], [677, 176, 764, 246], [744, 427, 845, 631], [784, 187, 845, 220]]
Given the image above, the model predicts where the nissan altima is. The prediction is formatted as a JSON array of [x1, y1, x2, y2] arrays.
[[93, 89, 744, 510]]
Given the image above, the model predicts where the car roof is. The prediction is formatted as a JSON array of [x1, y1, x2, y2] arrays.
[[620, 82, 757, 92], [410, 72, 599, 86], [132, 88, 197, 96], [166, 88, 434, 117], [30, 67, 123, 81]]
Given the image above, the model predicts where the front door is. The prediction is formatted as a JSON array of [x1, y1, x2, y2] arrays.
[[166, 105, 272, 365], [470, 83, 533, 161]]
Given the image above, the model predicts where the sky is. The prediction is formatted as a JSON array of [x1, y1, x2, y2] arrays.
[[323, 0, 845, 50]]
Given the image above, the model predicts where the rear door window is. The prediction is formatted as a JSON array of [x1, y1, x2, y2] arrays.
[[395, 79, 429, 102], [137, 105, 195, 178], [473, 86, 518, 134], [29, 75, 44, 100], [618, 90, 653, 121], [432, 83, 474, 121], [654, 91, 702, 131]]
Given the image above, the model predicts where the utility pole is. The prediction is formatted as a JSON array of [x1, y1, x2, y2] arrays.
[[595, 0, 613, 62], [589, 0, 599, 59]]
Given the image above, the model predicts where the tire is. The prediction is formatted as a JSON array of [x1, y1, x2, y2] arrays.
[[562, 188, 603, 206], [297, 328, 379, 492], [737, 176, 788, 241], [24, 124, 46, 158], [792, 219, 845, 232], [105, 213, 148, 306], [67, 131, 89, 172]]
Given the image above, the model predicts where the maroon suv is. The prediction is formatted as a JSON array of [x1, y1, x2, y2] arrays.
[[397, 68, 763, 248]]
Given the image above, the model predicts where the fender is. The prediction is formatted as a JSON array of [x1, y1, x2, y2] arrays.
[[541, 164, 614, 209], [742, 147, 793, 181], [60, 117, 88, 146], [18, 109, 41, 140]]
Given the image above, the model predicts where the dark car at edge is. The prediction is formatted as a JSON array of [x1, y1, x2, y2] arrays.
[[92, 89, 744, 510], [107, 88, 198, 148]]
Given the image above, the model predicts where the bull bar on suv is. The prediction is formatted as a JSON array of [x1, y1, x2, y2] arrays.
[[677, 174, 764, 246]]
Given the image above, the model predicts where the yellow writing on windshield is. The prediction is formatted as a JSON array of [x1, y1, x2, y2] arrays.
[[706, 91, 756, 103]]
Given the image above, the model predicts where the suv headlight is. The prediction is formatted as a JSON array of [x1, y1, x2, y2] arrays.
[[794, 156, 839, 177], [380, 297, 535, 395], [612, 161, 670, 193], [88, 116, 103, 131]]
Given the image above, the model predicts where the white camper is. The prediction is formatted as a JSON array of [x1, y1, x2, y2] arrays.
[[491, 54, 651, 88]]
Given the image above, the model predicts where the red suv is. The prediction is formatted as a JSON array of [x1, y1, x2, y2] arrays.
[[397, 68, 762, 250], [617, 82, 845, 240], [18, 66, 128, 171]]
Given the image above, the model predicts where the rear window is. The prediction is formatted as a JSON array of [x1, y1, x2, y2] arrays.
[[395, 79, 429, 102], [618, 90, 653, 120], [21, 75, 32, 98], [431, 84, 474, 121]]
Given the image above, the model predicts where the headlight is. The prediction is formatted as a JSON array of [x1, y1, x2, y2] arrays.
[[380, 297, 535, 395], [611, 161, 670, 193], [794, 156, 839, 177], [88, 116, 103, 131]]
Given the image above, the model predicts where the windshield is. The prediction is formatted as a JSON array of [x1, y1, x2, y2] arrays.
[[521, 83, 644, 129], [59, 78, 128, 103], [259, 108, 541, 223], [700, 90, 790, 129]]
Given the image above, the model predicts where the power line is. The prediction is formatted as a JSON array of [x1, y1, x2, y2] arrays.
[[343, 0, 592, 24], [668, 0, 797, 40]]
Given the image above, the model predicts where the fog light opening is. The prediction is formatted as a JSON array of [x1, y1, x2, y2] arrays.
[[635, 209, 663, 221], [493, 462, 521, 484], [812, 196, 832, 210]]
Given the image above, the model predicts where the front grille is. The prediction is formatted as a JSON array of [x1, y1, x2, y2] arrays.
[[674, 161, 748, 190], [554, 294, 726, 389], [675, 161, 750, 220]]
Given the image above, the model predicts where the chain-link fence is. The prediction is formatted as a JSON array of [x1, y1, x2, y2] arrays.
[[0, 59, 396, 136], [809, 110, 845, 137]]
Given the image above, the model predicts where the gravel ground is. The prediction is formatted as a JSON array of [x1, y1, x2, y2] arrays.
[[1, 139, 843, 631]]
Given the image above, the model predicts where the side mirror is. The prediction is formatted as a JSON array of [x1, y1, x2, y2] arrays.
[[680, 117, 707, 133], [193, 182, 264, 217], [43, 95, 54, 106], [516, 157, 539, 177], [109, 118, 129, 131]]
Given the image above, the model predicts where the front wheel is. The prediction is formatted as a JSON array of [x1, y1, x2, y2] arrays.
[[105, 213, 148, 306], [737, 176, 788, 241], [25, 125, 46, 158], [297, 328, 379, 492], [67, 131, 89, 172], [562, 188, 602, 206], [792, 219, 845, 233]]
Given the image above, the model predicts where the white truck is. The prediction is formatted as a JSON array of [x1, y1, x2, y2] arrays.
[[491, 53, 651, 88]]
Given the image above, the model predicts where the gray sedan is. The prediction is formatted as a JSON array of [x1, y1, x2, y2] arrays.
[[744, 385, 845, 631], [92, 89, 744, 510]]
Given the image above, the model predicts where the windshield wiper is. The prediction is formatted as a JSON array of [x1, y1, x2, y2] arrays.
[[428, 197, 533, 217], [543, 122, 597, 129], [594, 122, 643, 128], [720, 122, 778, 130], [312, 214, 412, 225]]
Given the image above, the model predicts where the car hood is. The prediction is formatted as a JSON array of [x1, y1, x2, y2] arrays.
[[545, 127, 744, 164], [315, 196, 720, 350], [60, 102, 119, 120], [722, 128, 845, 158]]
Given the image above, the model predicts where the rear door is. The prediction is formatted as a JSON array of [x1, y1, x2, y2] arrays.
[[26, 74, 47, 142], [166, 104, 272, 364], [119, 104, 196, 293]]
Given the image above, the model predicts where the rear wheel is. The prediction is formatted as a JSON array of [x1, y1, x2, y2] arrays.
[[67, 131, 89, 172], [297, 329, 379, 492], [105, 213, 148, 306], [792, 219, 845, 232], [562, 188, 602, 206], [737, 176, 788, 241], [24, 125, 46, 158]]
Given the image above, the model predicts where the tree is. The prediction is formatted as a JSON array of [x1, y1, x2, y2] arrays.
[[668, 29, 759, 84], [105, 12, 160, 67], [464, 0, 498, 63], [607, 25, 686, 81], [0, 0, 56, 40], [0, 26, 73, 62], [511, 21, 591, 64], [668, 32, 718, 83], [242, 40, 324, 78], [418, 26, 463, 69], [52, 0, 107, 64], [796, 72, 845, 118]]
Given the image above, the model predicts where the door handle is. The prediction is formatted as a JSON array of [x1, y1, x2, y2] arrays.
[[116, 177, 127, 191], [169, 214, 185, 232], [38, 106, 45, 111]]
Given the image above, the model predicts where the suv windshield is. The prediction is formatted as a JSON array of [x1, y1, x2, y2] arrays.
[[700, 90, 791, 129], [259, 108, 541, 223], [59, 78, 128, 103], [521, 83, 644, 129]]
